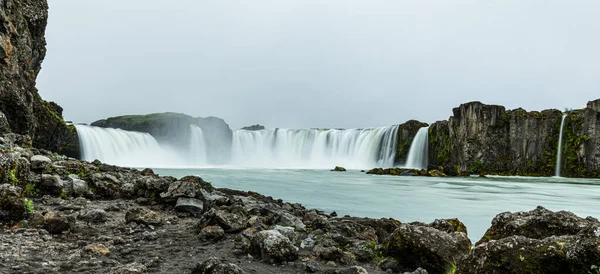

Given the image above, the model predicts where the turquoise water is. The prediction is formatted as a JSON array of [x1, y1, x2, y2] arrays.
[[153, 168, 600, 241]]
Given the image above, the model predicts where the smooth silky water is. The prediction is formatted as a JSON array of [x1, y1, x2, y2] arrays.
[[152, 168, 600, 241]]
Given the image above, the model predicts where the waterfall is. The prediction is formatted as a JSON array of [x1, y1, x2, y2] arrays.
[[75, 125, 184, 168], [189, 125, 208, 165], [555, 114, 567, 177], [404, 127, 429, 170], [231, 126, 399, 169]]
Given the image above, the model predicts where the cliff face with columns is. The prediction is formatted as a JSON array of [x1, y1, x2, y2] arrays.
[[411, 98, 600, 177]]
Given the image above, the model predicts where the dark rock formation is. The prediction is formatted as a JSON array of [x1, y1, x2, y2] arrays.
[[91, 113, 233, 164], [426, 101, 597, 177], [395, 120, 428, 165], [241, 124, 265, 131], [0, 0, 79, 158], [458, 207, 600, 274], [331, 166, 346, 172]]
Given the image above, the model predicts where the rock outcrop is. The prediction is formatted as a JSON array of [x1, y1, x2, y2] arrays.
[[423, 99, 600, 177], [395, 120, 428, 165], [0, 0, 79, 158], [91, 113, 233, 164], [241, 124, 265, 131]]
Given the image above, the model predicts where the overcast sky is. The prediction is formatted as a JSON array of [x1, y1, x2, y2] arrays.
[[37, 0, 600, 129]]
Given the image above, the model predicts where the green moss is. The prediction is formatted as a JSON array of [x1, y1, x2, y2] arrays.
[[22, 183, 41, 197], [429, 123, 450, 166], [23, 199, 34, 213], [562, 111, 597, 177], [9, 168, 18, 185]]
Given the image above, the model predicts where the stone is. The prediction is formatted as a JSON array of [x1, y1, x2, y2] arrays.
[[108, 262, 147, 274], [271, 225, 298, 242], [69, 175, 90, 196], [78, 208, 108, 223], [192, 257, 246, 274], [381, 223, 471, 273], [159, 180, 198, 202], [477, 206, 599, 244], [200, 207, 248, 233], [199, 225, 225, 242], [250, 230, 299, 263], [43, 211, 72, 234], [331, 166, 346, 172], [305, 259, 321, 273], [174, 197, 204, 217], [125, 207, 163, 226], [30, 155, 52, 170], [40, 174, 64, 193], [84, 244, 110, 255]]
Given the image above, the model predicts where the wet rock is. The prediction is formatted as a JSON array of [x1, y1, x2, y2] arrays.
[[250, 230, 299, 263], [192, 257, 246, 274], [478, 206, 599, 244], [199, 225, 225, 242], [174, 197, 204, 217], [84, 243, 110, 255], [381, 223, 471, 273], [125, 207, 163, 226], [427, 169, 446, 177], [0, 183, 22, 198], [78, 208, 108, 223], [315, 246, 356, 265], [30, 155, 52, 170], [331, 166, 346, 172]]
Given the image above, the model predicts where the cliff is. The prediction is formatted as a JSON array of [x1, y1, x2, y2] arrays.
[[91, 113, 233, 164], [394, 120, 428, 165], [421, 99, 600, 177], [0, 0, 78, 157]]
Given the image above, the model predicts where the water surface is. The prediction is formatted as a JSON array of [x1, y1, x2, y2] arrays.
[[153, 168, 600, 241]]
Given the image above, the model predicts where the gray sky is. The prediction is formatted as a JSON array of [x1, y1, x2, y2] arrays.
[[38, 0, 600, 129]]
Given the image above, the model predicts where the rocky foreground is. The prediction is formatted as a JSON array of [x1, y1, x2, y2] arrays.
[[1, 134, 599, 274]]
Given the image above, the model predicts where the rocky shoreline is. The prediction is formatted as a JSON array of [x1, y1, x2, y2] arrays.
[[1, 134, 599, 274]]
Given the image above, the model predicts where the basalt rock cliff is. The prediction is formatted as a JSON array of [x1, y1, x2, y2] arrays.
[[411, 98, 600, 177], [0, 0, 78, 158]]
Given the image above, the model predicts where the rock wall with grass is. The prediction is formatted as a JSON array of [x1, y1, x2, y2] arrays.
[[394, 120, 428, 166], [0, 0, 79, 158], [425, 99, 600, 177]]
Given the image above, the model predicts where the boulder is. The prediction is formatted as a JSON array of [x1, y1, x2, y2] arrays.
[[200, 207, 248, 233], [40, 174, 64, 194], [250, 230, 299, 263], [43, 211, 73, 234], [68, 174, 90, 197], [457, 235, 600, 274], [174, 197, 204, 216], [478, 206, 599, 244], [78, 208, 108, 223], [159, 180, 198, 203], [192, 257, 246, 274], [331, 166, 347, 172], [30, 155, 52, 170], [125, 207, 163, 226], [199, 225, 225, 242], [381, 223, 471, 273]]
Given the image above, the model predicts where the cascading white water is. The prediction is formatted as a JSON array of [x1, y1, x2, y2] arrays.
[[555, 114, 567, 177], [404, 127, 429, 170], [231, 126, 399, 169], [189, 125, 207, 165], [75, 125, 184, 168]]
